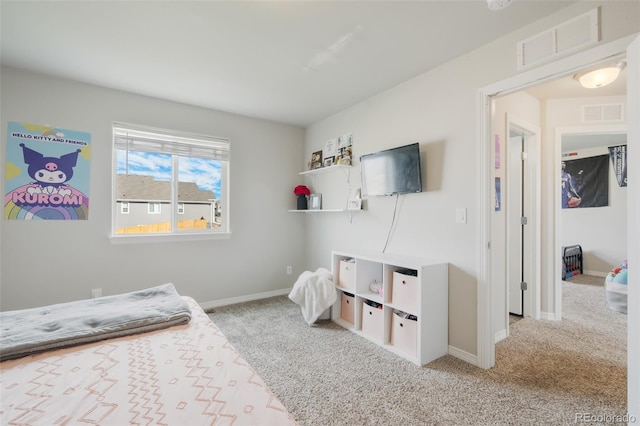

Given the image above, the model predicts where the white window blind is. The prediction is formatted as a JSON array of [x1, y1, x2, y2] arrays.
[[113, 122, 229, 161]]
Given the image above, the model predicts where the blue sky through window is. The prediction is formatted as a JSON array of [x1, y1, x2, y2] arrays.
[[117, 150, 222, 199]]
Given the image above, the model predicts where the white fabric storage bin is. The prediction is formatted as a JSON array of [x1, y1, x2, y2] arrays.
[[341, 292, 355, 324], [361, 301, 384, 342], [338, 260, 356, 292], [391, 312, 417, 356], [392, 271, 419, 313], [605, 279, 627, 314]]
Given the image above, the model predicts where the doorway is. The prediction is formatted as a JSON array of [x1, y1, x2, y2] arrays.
[[553, 126, 628, 319], [476, 34, 638, 371]]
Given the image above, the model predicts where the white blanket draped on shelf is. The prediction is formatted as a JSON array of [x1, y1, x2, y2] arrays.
[[288, 267, 337, 326]]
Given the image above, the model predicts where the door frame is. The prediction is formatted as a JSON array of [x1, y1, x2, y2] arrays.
[[476, 33, 638, 368]]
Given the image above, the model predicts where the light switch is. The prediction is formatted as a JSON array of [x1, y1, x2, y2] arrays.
[[456, 207, 467, 224]]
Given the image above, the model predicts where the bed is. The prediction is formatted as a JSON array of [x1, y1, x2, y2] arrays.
[[0, 284, 297, 425]]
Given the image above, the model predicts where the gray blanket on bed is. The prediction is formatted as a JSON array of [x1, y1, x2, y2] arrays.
[[0, 283, 191, 362]]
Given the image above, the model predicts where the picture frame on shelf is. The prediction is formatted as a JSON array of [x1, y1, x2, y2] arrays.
[[336, 146, 352, 165], [309, 150, 323, 170], [310, 194, 322, 210], [336, 133, 353, 165], [323, 138, 337, 165], [348, 198, 362, 211]]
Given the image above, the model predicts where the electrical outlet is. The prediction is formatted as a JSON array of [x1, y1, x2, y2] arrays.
[[286, 266, 292, 275], [91, 288, 102, 298]]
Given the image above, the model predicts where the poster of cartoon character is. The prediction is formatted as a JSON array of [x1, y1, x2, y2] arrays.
[[4, 122, 91, 220]]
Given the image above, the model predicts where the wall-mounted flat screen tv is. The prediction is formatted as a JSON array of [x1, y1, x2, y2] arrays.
[[360, 143, 422, 197]]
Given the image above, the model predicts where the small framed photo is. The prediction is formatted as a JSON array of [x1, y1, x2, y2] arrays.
[[309, 194, 322, 210], [310, 150, 323, 170], [348, 198, 362, 211], [336, 146, 352, 165], [323, 138, 337, 163]]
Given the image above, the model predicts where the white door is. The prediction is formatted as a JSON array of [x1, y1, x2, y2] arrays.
[[507, 120, 538, 318], [507, 134, 525, 315]]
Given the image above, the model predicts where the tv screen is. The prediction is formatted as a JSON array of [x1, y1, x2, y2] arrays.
[[360, 143, 422, 197]]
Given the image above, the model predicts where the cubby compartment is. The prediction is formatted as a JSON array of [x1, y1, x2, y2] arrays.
[[331, 250, 448, 366], [355, 260, 383, 296], [391, 269, 419, 313], [338, 259, 356, 292], [391, 310, 418, 357], [360, 299, 384, 342], [341, 292, 355, 324]]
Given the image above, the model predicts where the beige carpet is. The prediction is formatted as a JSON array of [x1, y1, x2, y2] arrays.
[[208, 280, 626, 425], [565, 273, 607, 286]]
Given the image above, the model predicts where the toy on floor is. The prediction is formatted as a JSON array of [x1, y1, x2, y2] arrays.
[[605, 259, 628, 314], [606, 259, 628, 285]]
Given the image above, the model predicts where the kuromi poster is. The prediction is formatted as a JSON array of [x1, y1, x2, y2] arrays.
[[4, 122, 90, 220]]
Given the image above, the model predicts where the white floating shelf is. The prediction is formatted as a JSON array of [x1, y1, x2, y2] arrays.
[[288, 209, 347, 213], [299, 165, 351, 176]]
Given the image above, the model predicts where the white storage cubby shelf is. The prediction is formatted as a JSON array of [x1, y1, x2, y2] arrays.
[[288, 165, 353, 213], [331, 250, 448, 366]]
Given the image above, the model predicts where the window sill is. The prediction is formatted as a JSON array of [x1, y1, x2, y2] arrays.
[[109, 231, 231, 244], [288, 209, 347, 213]]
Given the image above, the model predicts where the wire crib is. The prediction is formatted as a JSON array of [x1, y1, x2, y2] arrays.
[[562, 245, 583, 280]]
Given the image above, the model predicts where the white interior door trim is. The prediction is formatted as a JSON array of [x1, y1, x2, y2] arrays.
[[476, 33, 637, 370], [625, 34, 639, 420]]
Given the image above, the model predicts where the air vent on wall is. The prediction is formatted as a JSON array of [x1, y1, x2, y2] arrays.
[[582, 104, 624, 122], [518, 8, 599, 70]]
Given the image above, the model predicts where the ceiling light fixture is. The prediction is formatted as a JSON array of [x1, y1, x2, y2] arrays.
[[574, 61, 627, 89], [487, 0, 513, 11]]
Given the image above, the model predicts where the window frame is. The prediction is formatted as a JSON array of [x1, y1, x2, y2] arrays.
[[147, 202, 161, 214], [110, 122, 231, 244]]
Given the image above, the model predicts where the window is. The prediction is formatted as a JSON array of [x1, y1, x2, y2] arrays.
[[148, 202, 161, 214], [112, 122, 230, 241]]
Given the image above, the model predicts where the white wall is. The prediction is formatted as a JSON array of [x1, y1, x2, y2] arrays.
[[303, 1, 639, 357], [0, 67, 306, 310], [625, 32, 639, 420]]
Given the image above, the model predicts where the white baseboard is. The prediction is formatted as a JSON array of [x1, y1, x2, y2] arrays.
[[199, 288, 291, 312], [540, 311, 557, 321], [494, 329, 507, 343], [448, 345, 478, 366], [584, 270, 607, 277], [202, 290, 480, 368]]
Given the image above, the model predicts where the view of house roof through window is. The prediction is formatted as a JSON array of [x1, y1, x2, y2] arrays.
[[112, 123, 229, 237]]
